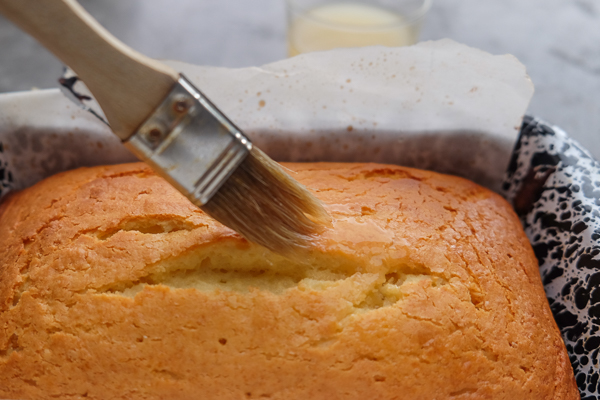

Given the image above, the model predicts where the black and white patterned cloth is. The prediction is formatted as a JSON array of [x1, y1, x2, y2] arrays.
[[503, 115, 600, 399], [0, 142, 13, 199]]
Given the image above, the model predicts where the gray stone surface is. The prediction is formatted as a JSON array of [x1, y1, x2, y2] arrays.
[[0, 0, 598, 158]]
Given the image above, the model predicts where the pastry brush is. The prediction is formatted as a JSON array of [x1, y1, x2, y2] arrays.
[[0, 0, 329, 253]]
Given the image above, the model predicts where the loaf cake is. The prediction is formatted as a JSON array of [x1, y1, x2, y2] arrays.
[[0, 162, 578, 399]]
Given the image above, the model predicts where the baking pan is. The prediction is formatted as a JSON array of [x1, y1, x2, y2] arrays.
[[0, 40, 597, 398]]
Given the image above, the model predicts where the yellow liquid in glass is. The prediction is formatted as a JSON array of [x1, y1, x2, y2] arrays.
[[288, 3, 418, 57]]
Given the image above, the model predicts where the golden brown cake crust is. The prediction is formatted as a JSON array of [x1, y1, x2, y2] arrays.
[[0, 162, 578, 399]]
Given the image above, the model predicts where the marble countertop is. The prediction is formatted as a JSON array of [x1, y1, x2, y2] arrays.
[[0, 0, 598, 159]]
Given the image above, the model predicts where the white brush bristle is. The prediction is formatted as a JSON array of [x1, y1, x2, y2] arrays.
[[201, 147, 330, 254]]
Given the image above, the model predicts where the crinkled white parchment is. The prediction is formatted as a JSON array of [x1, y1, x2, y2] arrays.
[[0, 39, 533, 193]]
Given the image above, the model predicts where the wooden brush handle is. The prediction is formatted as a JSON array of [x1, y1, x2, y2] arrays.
[[0, 0, 179, 139]]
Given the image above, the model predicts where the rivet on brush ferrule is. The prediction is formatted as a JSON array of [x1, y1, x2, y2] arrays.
[[124, 74, 252, 206]]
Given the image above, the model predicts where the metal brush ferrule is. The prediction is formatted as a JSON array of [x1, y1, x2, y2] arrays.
[[124, 74, 252, 206]]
